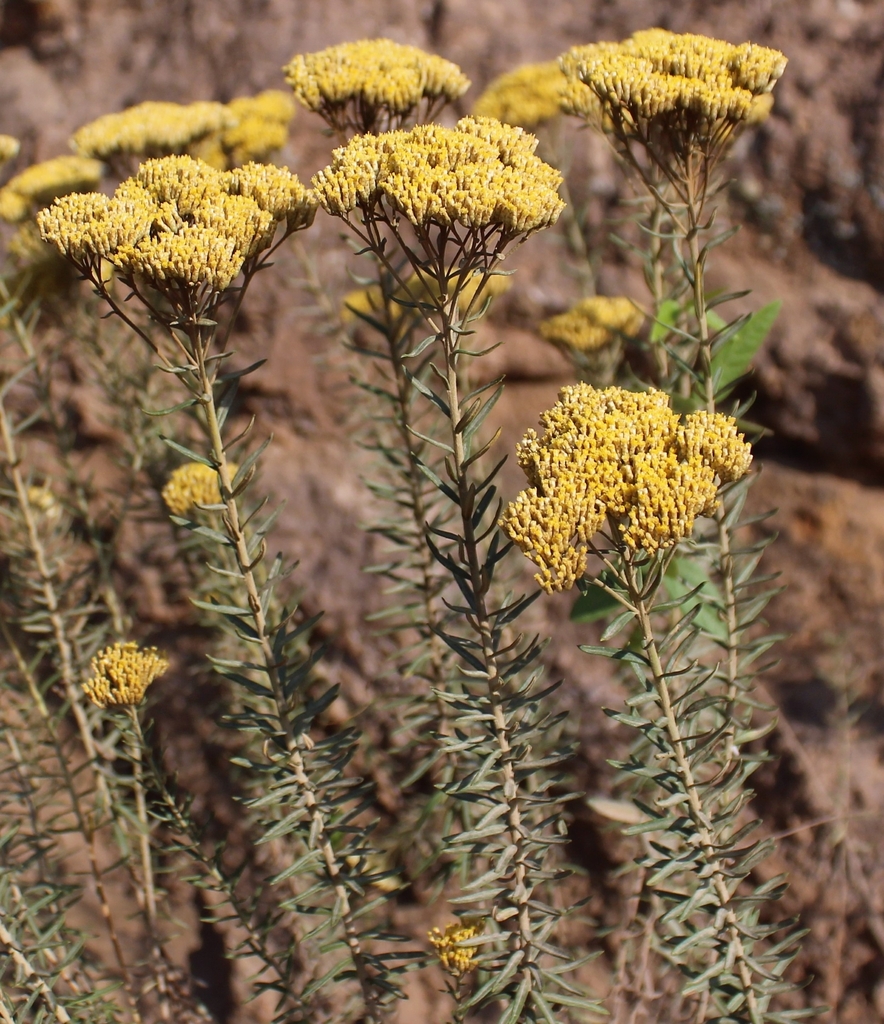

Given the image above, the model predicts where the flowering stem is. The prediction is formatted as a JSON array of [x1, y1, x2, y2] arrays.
[[621, 554, 762, 1024], [126, 708, 171, 1021], [685, 186, 743, 756], [191, 327, 384, 1024], [0, 614, 138, 1013], [436, 293, 537, 976]]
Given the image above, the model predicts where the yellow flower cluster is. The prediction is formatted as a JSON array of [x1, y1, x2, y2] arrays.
[[161, 461, 231, 516], [502, 385, 752, 592], [342, 269, 511, 329], [428, 920, 483, 978], [314, 117, 564, 235], [83, 641, 169, 708], [563, 29, 786, 148], [38, 155, 316, 291], [192, 91, 296, 169], [0, 155, 103, 223], [0, 135, 20, 165], [473, 61, 566, 129], [284, 38, 469, 133], [71, 100, 235, 160], [540, 296, 643, 353]]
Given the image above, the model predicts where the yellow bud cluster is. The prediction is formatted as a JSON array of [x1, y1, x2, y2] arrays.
[[38, 155, 316, 292], [227, 161, 316, 232], [0, 155, 103, 224], [428, 920, 483, 978], [162, 461, 232, 516], [83, 641, 169, 708], [71, 101, 235, 160], [0, 135, 20, 165], [193, 91, 296, 169], [314, 117, 564, 235], [501, 385, 752, 592], [562, 29, 786, 152], [284, 38, 469, 132], [342, 269, 511, 328], [540, 296, 643, 353], [473, 61, 566, 129]]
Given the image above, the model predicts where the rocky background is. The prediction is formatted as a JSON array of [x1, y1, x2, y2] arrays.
[[2, 0, 884, 1020]]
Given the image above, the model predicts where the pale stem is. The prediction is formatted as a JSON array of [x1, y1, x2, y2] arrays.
[[435, 286, 536, 976], [126, 708, 171, 1021], [191, 328, 383, 1024], [622, 555, 761, 1024], [684, 177, 742, 755]]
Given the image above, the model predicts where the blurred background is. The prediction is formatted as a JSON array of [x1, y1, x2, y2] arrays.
[[1, 1, 883, 1021]]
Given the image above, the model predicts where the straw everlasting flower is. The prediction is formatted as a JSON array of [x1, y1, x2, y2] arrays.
[[501, 384, 752, 592], [38, 155, 316, 299], [428, 920, 483, 978], [562, 29, 786, 183], [313, 116, 564, 236], [0, 156, 104, 224], [83, 641, 169, 708], [162, 461, 232, 516], [473, 61, 567, 130], [0, 135, 20, 166], [71, 100, 235, 160], [540, 296, 643, 354], [192, 91, 296, 169], [284, 38, 469, 135]]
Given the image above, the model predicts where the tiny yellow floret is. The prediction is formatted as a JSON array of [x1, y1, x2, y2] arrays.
[[540, 296, 643, 353], [314, 117, 564, 235], [284, 38, 469, 133], [162, 461, 232, 516], [473, 61, 567, 129], [428, 920, 483, 978], [83, 641, 169, 708], [71, 101, 235, 159], [501, 385, 752, 592]]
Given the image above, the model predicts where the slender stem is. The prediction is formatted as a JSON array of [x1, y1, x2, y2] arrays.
[[436, 290, 536, 976], [126, 709, 171, 1021], [0, 917, 73, 1024], [192, 331, 383, 1023], [622, 555, 761, 1024], [0, 615, 138, 1009], [684, 188, 742, 757]]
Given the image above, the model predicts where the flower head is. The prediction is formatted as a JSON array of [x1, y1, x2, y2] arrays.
[[501, 385, 752, 592], [161, 461, 233, 516], [314, 117, 564, 236], [0, 156, 104, 223], [284, 38, 469, 135], [540, 296, 643, 353], [83, 642, 169, 708], [192, 91, 296, 169], [71, 101, 235, 160], [562, 30, 786, 177], [0, 135, 20, 165], [428, 920, 483, 978], [38, 155, 316, 295], [473, 61, 566, 129]]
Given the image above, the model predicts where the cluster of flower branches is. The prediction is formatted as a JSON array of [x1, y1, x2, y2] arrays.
[[0, 24, 821, 1024]]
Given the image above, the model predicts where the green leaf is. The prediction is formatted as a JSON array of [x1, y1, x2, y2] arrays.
[[570, 571, 623, 622], [710, 300, 781, 390], [651, 298, 681, 344]]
